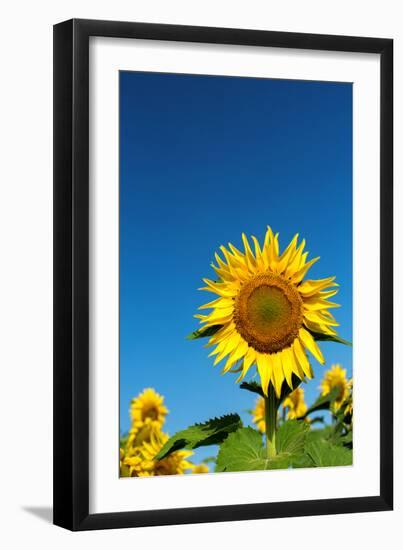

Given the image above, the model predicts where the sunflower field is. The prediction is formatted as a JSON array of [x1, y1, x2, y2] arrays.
[[120, 227, 353, 476]]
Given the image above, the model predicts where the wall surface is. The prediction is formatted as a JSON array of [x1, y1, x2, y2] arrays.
[[0, 1, 401, 548]]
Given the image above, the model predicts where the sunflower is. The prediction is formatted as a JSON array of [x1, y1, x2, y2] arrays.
[[121, 452, 139, 476], [196, 227, 340, 397], [126, 423, 155, 453], [320, 364, 350, 411], [119, 448, 129, 477], [130, 388, 168, 435], [192, 464, 209, 474], [141, 430, 194, 476], [344, 379, 353, 417], [344, 399, 353, 418], [252, 396, 266, 433], [122, 430, 193, 477], [122, 450, 154, 477], [282, 387, 308, 419]]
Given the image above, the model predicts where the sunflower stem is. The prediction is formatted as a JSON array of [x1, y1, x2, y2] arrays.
[[264, 385, 278, 458]]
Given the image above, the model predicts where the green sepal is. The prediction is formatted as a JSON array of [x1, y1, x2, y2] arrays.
[[309, 330, 352, 347], [240, 375, 303, 403], [186, 325, 223, 340], [239, 380, 264, 397]]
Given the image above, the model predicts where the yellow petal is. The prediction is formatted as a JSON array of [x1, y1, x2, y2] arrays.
[[219, 246, 245, 272], [318, 289, 339, 300], [235, 348, 256, 383], [299, 327, 325, 365], [280, 347, 295, 389], [298, 277, 338, 297], [227, 242, 244, 259], [303, 298, 340, 311], [222, 340, 249, 373], [245, 347, 257, 369], [212, 332, 241, 365], [243, 347, 256, 373], [251, 235, 266, 271], [256, 353, 272, 396], [213, 266, 237, 282], [271, 353, 284, 398], [197, 305, 233, 320], [265, 227, 279, 265], [201, 278, 239, 297], [276, 233, 299, 274], [207, 323, 236, 346], [198, 298, 234, 310], [304, 310, 339, 327], [292, 339, 313, 378], [263, 226, 271, 249], [284, 239, 306, 278], [273, 233, 280, 257], [291, 256, 320, 283], [208, 332, 232, 358], [195, 311, 233, 326], [242, 233, 256, 270]]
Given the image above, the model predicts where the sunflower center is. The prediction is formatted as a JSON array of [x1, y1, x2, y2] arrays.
[[248, 285, 292, 327], [333, 383, 345, 401], [234, 273, 303, 353], [143, 406, 159, 421]]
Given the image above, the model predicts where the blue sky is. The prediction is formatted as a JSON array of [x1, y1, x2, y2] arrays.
[[119, 71, 352, 464]]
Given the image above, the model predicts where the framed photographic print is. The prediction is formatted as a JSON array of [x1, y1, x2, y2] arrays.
[[53, 19, 393, 530]]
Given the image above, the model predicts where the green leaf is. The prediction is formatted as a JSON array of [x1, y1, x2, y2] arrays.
[[342, 430, 353, 444], [216, 427, 302, 472], [309, 330, 352, 347], [276, 420, 310, 455], [291, 454, 316, 469], [155, 413, 242, 460], [304, 423, 353, 449], [216, 428, 269, 472], [305, 439, 353, 467], [304, 426, 337, 447], [302, 387, 341, 418], [304, 428, 328, 444], [186, 325, 223, 340]]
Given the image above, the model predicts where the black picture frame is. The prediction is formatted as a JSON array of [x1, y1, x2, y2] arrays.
[[53, 18, 393, 531]]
